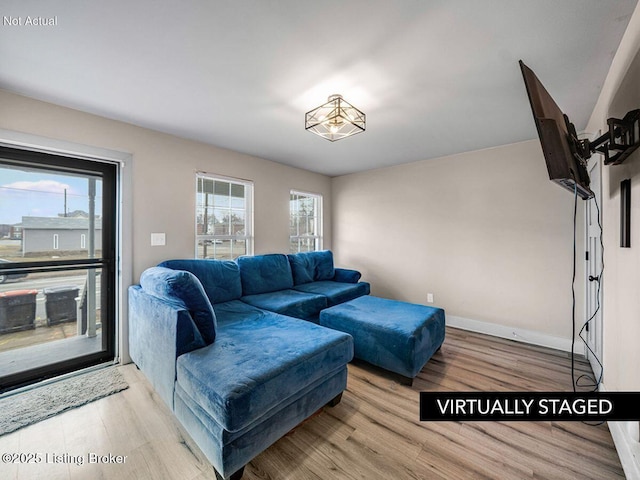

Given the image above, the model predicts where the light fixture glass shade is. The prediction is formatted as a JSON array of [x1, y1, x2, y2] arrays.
[[305, 94, 365, 141]]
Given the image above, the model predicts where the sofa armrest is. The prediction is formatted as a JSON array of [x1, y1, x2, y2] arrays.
[[128, 285, 205, 409], [333, 268, 362, 283]]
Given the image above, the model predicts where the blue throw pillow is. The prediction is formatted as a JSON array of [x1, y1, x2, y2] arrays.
[[140, 266, 217, 345]]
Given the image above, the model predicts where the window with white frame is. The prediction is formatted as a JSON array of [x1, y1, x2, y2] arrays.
[[196, 173, 253, 260], [289, 190, 322, 253]]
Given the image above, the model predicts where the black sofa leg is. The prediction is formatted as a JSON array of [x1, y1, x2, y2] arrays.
[[400, 375, 413, 387], [326, 392, 343, 407], [215, 466, 245, 480]]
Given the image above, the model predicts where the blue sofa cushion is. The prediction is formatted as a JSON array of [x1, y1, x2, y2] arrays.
[[236, 254, 293, 295], [140, 266, 217, 345], [175, 311, 354, 432], [212, 299, 267, 324], [159, 259, 242, 304], [241, 289, 327, 320], [288, 250, 335, 285], [293, 281, 371, 307]]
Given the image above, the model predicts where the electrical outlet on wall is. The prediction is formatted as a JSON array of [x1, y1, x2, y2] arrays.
[[427, 293, 434, 303]]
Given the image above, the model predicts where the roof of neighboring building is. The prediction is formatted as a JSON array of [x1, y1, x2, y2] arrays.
[[21, 216, 102, 230]]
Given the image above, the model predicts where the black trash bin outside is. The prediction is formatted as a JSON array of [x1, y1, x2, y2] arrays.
[[44, 286, 80, 326], [0, 289, 38, 334]]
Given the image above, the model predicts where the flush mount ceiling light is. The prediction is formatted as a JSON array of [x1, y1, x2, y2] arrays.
[[305, 94, 366, 142]]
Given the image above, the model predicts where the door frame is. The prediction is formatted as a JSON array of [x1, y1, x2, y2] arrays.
[[584, 155, 604, 384], [0, 128, 133, 371]]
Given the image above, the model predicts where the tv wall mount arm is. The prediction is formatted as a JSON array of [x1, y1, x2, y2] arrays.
[[573, 109, 640, 166]]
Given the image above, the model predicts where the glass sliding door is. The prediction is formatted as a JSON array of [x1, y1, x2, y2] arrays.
[[0, 146, 117, 392]]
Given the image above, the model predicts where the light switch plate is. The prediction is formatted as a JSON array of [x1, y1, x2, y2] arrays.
[[151, 233, 166, 246]]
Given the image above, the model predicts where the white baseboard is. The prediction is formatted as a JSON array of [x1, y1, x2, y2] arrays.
[[446, 315, 573, 353], [608, 421, 640, 480], [602, 382, 640, 480]]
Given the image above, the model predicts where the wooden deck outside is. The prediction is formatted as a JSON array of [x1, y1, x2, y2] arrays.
[[0, 319, 102, 378], [0, 319, 79, 354]]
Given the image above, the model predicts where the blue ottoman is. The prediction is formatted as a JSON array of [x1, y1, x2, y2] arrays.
[[319, 295, 445, 384]]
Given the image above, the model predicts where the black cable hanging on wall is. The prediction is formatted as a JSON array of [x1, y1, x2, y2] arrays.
[[570, 180, 605, 395]]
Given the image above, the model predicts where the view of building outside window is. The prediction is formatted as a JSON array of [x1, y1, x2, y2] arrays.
[[196, 174, 253, 260], [0, 160, 107, 380], [290, 191, 322, 253], [0, 167, 103, 261]]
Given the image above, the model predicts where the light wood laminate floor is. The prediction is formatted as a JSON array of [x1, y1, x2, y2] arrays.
[[0, 327, 624, 479]]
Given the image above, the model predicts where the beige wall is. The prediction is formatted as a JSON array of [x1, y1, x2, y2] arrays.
[[332, 139, 583, 342], [0, 89, 332, 282], [586, 7, 640, 393]]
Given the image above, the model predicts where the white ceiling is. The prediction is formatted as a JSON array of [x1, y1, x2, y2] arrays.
[[0, 1, 637, 176]]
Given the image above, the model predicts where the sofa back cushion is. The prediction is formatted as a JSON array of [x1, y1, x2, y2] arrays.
[[236, 254, 294, 295], [140, 266, 217, 345], [159, 259, 242, 304], [288, 250, 335, 285]]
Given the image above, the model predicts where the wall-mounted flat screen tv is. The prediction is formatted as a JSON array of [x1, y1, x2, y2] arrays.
[[519, 60, 594, 200]]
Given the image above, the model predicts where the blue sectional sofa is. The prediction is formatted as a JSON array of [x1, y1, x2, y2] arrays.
[[129, 251, 369, 479]]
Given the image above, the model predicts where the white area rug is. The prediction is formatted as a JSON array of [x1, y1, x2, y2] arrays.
[[0, 367, 128, 435]]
